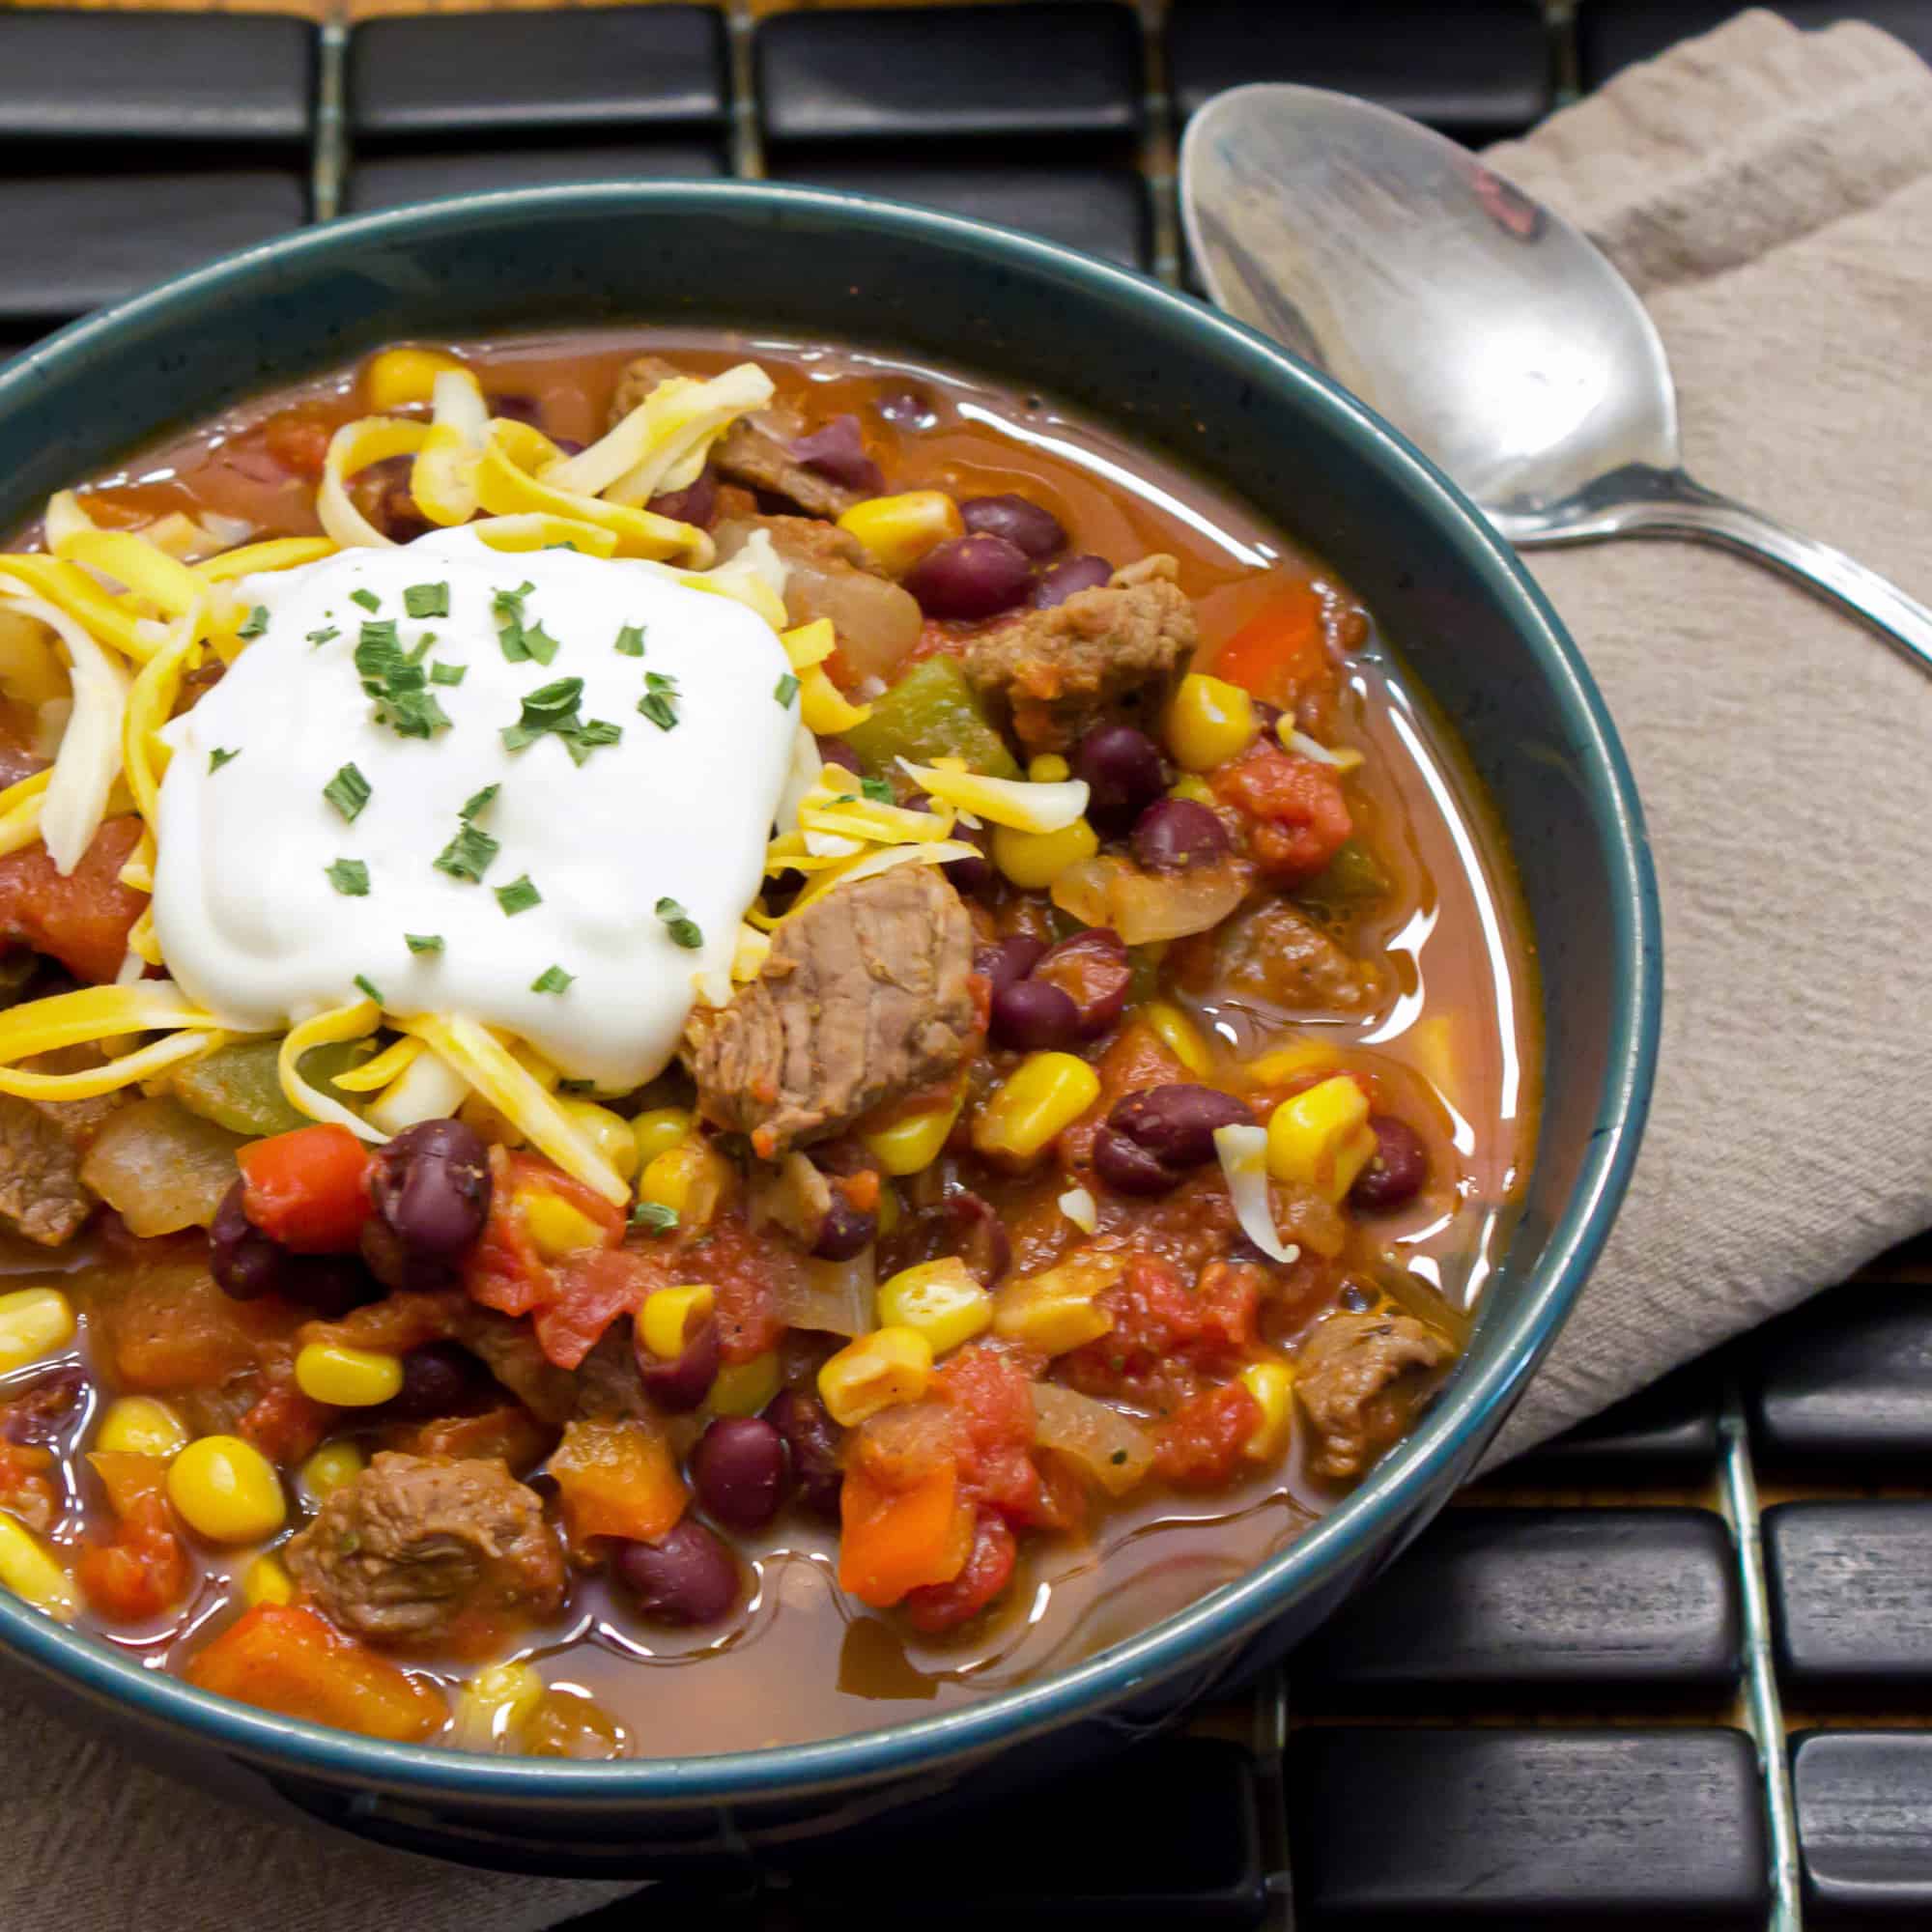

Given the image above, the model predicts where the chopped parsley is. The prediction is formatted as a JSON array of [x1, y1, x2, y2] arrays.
[[306, 625, 340, 649], [429, 661, 466, 686], [502, 677, 623, 765], [350, 588, 381, 613], [613, 623, 646, 657], [353, 973, 384, 1004], [209, 747, 241, 774], [434, 822, 499, 884], [323, 762, 371, 824], [638, 669, 680, 732], [326, 858, 370, 897], [355, 619, 451, 740], [774, 671, 799, 708], [493, 582, 559, 666], [238, 606, 270, 639], [459, 783, 497, 822], [630, 1201, 679, 1236], [495, 874, 541, 917], [530, 963, 575, 996], [405, 932, 444, 954], [404, 582, 449, 620], [859, 776, 894, 805], [655, 896, 703, 950]]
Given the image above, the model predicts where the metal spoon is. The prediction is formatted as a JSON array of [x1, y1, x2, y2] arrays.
[[1179, 82, 1932, 674]]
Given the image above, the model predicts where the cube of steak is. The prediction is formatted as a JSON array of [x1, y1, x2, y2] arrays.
[[285, 1452, 565, 1650], [685, 866, 981, 1159], [0, 1090, 121, 1246], [961, 554, 1197, 753], [1172, 895, 1384, 1014], [1295, 1310, 1453, 1480]]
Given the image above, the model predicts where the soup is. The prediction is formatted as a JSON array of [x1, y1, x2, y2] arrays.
[[0, 330, 1536, 1756]]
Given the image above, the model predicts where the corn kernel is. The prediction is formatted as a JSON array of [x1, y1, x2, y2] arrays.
[[818, 1325, 933, 1427], [992, 1253, 1122, 1355], [861, 1085, 965, 1178], [1027, 753, 1072, 783], [298, 1438, 366, 1504], [1165, 672, 1260, 773], [1168, 773, 1216, 807], [972, 1051, 1101, 1165], [707, 1351, 781, 1418], [836, 490, 965, 576], [0, 1287, 74, 1375], [1265, 1074, 1378, 1202], [640, 1284, 714, 1361], [877, 1259, 993, 1357], [0, 1514, 77, 1621], [1145, 1001, 1213, 1077], [1238, 1360, 1296, 1460], [168, 1435, 288, 1544], [558, 1098, 639, 1184], [365, 345, 468, 410], [95, 1396, 189, 1461], [992, 816, 1098, 891], [296, 1342, 405, 1408], [520, 1190, 608, 1263], [630, 1105, 693, 1171], [452, 1661, 547, 1753], [242, 1552, 294, 1607], [637, 1140, 735, 1229], [1239, 1038, 1340, 1090]]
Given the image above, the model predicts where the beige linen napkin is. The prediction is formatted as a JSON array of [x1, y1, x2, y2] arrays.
[[1478, 8, 1932, 1463], [4, 12, 1930, 1926]]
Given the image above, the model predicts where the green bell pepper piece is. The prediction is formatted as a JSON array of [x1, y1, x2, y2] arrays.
[[1297, 838, 1392, 908], [840, 656, 1021, 781], [168, 1036, 381, 1139]]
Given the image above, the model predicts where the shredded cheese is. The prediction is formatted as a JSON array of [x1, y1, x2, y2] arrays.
[[277, 997, 384, 1140], [897, 756, 1089, 834], [546, 361, 774, 505], [1212, 1123, 1302, 1266], [317, 418, 432, 550]]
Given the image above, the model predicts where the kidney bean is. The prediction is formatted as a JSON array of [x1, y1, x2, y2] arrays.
[[764, 1388, 843, 1520], [903, 534, 1033, 620], [789, 413, 884, 494], [1131, 797, 1230, 873], [211, 1179, 288, 1301], [383, 1341, 481, 1421], [1092, 1123, 1178, 1197], [813, 1191, 877, 1262], [648, 468, 718, 527], [975, 934, 1047, 995], [1030, 554, 1112, 609], [367, 1119, 492, 1263], [1112, 1084, 1252, 1169], [989, 975, 1082, 1052], [1033, 928, 1130, 1038], [816, 736, 864, 777], [636, 1316, 721, 1413], [1350, 1116, 1429, 1210], [612, 1520, 740, 1626], [943, 820, 996, 896], [1074, 724, 1166, 830], [692, 1416, 787, 1532], [942, 1190, 1012, 1288], [959, 494, 1065, 559]]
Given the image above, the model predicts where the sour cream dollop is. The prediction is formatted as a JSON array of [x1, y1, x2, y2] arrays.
[[155, 528, 795, 1091]]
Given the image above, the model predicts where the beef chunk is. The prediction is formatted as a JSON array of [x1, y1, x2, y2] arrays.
[[610, 355, 862, 520], [962, 554, 1197, 753], [685, 865, 980, 1158], [1295, 1310, 1453, 1479], [0, 1089, 121, 1246], [285, 1452, 565, 1650], [1172, 894, 1383, 1014]]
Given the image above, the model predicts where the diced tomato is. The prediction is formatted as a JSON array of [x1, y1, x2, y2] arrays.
[[0, 1440, 58, 1536], [903, 1511, 1017, 1634], [1209, 741, 1352, 887], [102, 1250, 302, 1393], [838, 1460, 973, 1608], [1210, 581, 1329, 711], [536, 1247, 653, 1371], [684, 1212, 790, 1365], [0, 814, 146, 984], [259, 408, 337, 482], [1069, 1256, 1260, 1403], [931, 1341, 1043, 1526], [237, 1377, 334, 1465], [237, 1124, 372, 1254], [76, 1452, 189, 1623], [186, 1604, 446, 1742], [1153, 1381, 1262, 1488], [400, 1403, 553, 1474]]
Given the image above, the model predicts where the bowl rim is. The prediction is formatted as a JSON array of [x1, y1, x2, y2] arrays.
[[0, 180, 1661, 1804]]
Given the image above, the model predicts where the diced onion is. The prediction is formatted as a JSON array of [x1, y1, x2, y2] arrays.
[[776, 1251, 877, 1338], [1212, 1123, 1301, 1265], [1051, 852, 1249, 946], [898, 758, 1089, 835], [80, 1095, 246, 1236], [1031, 1383, 1154, 1495], [1057, 1185, 1098, 1235], [365, 1042, 469, 1137]]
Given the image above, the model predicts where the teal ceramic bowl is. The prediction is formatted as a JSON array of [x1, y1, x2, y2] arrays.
[[0, 184, 1659, 1874]]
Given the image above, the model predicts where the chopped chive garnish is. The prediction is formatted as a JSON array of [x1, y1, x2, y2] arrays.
[[429, 661, 466, 686], [774, 671, 799, 708], [350, 588, 381, 613], [209, 747, 241, 774], [614, 623, 646, 657], [404, 582, 449, 619], [630, 1201, 679, 1236], [355, 620, 450, 739], [493, 582, 557, 666], [306, 625, 339, 649], [460, 783, 498, 821], [860, 776, 894, 805], [405, 932, 444, 955], [324, 762, 371, 824], [530, 963, 575, 996], [434, 823, 499, 884], [498, 677, 621, 763], [655, 896, 703, 950], [354, 973, 384, 1003], [495, 874, 541, 917], [405, 631, 436, 665], [638, 669, 680, 732], [238, 606, 270, 639], [327, 858, 370, 896], [561, 718, 622, 767]]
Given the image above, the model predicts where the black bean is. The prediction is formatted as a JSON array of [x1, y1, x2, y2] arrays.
[[1350, 1116, 1429, 1210], [959, 494, 1065, 559], [903, 534, 1033, 620], [812, 1193, 877, 1262], [612, 1520, 740, 1626], [366, 1119, 492, 1263], [1033, 928, 1130, 1038], [975, 934, 1047, 996], [941, 1190, 1012, 1288], [764, 1388, 843, 1520], [1092, 1123, 1180, 1197], [1073, 724, 1166, 829], [1030, 554, 1111, 608], [635, 1316, 721, 1414], [281, 1253, 383, 1319], [816, 736, 864, 777], [1131, 798, 1230, 872], [211, 1178, 289, 1301], [942, 819, 996, 896], [382, 1341, 480, 1421], [691, 1416, 787, 1532], [1110, 1084, 1252, 1169], [989, 975, 1082, 1052]]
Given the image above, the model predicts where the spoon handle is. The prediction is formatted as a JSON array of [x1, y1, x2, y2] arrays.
[[1514, 468, 1932, 677]]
